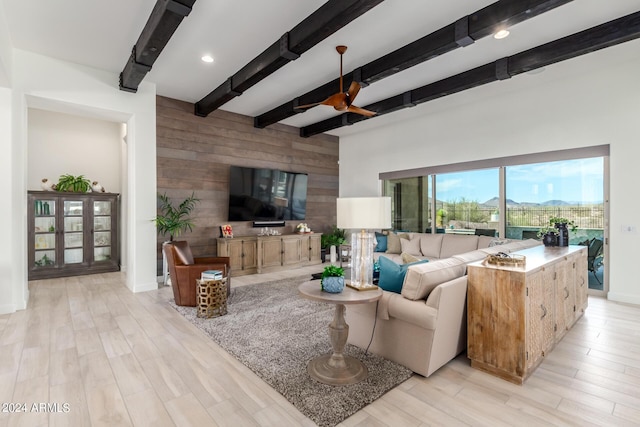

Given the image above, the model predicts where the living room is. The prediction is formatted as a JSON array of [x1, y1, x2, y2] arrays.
[[2, 1, 640, 426]]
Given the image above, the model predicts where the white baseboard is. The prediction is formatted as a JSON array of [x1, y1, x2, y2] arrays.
[[132, 281, 161, 293], [607, 292, 640, 306], [0, 304, 16, 315]]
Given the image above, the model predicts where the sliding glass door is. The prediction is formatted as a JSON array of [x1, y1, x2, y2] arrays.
[[435, 169, 499, 236], [381, 148, 608, 294], [383, 177, 431, 232], [505, 158, 605, 292]]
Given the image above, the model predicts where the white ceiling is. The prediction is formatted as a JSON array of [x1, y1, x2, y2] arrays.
[[2, 0, 639, 136]]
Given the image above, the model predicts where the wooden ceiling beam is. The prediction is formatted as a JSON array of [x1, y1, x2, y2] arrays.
[[254, 0, 573, 128], [120, 0, 196, 93], [300, 10, 640, 137], [194, 0, 385, 117]]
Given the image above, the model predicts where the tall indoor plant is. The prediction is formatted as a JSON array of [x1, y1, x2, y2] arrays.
[[155, 192, 199, 286], [155, 192, 200, 241]]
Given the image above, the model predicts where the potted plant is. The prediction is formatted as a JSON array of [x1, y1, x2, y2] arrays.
[[320, 226, 346, 263], [321, 265, 345, 293], [154, 192, 200, 241], [55, 174, 91, 192], [548, 216, 577, 247], [537, 226, 558, 247]]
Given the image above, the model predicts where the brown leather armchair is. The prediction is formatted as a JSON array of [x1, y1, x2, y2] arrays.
[[163, 241, 231, 306]]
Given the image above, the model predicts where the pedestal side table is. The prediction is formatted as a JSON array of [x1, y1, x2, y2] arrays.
[[298, 280, 382, 386]]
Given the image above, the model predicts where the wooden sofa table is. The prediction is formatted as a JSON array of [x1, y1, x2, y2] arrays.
[[298, 281, 382, 386], [467, 245, 587, 384]]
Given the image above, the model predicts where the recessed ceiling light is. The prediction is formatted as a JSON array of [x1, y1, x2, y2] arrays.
[[201, 55, 214, 63], [494, 29, 510, 40]]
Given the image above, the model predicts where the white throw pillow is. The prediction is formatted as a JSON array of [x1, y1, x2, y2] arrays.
[[400, 237, 421, 256]]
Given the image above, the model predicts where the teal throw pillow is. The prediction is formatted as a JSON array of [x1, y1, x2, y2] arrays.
[[375, 232, 387, 252], [378, 256, 428, 294]]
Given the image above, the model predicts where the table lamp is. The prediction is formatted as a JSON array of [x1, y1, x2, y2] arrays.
[[336, 197, 391, 290]]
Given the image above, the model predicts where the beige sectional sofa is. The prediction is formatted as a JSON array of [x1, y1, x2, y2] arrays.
[[347, 233, 542, 377]]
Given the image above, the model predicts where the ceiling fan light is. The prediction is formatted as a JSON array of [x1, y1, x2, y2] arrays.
[[494, 29, 510, 40], [201, 55, 214, 63]]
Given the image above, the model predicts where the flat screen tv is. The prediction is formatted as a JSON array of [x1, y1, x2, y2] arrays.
[[228, 166, 308, 222]]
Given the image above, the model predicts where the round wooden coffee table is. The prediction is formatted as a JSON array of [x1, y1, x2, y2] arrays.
[[298, 280, 382, 386]]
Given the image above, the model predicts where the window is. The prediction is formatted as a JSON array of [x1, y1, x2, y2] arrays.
[[435, 169, 499, 234], [380, 146, 608, 292]]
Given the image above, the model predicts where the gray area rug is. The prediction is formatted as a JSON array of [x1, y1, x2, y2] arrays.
[[170, 275, 413, 427]]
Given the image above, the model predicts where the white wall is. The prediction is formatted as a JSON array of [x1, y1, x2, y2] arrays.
[[340, 41, 640, 305], [0, 87, 14, 313], [1, 48, 157, 313], [0, 2, 12, 87], [27, 108, 122, 192]]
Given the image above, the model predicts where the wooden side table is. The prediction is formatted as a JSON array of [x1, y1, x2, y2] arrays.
[[298, 280, 382, 385]]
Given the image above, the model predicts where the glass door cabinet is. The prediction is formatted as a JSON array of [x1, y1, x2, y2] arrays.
[[28, 191, 119, 279]]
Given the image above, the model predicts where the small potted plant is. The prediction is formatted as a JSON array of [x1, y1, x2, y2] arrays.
[[548, 216, 577, 247], [321, 265, 345, 293], [320, 226, 346, 263], [537, 226, 558, 247]]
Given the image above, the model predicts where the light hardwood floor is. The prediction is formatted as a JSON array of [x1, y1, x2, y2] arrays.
[[2, 268, 639, 426]]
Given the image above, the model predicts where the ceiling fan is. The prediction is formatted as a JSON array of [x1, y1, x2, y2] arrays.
[[297, 45, 376, 117]]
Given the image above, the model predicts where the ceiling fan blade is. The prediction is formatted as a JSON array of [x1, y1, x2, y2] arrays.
[[347, 81, 361, 103], [296, 102, 322, 109], [347, 105, 376, 117]]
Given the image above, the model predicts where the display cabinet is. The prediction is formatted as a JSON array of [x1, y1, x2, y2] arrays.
[[28, 191, 120, 280]]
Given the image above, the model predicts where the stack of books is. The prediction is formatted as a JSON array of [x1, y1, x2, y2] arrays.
[[201, 270, 223, 280]]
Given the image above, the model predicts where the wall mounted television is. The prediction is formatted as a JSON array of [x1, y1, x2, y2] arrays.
[[228, 166, 308, 222]]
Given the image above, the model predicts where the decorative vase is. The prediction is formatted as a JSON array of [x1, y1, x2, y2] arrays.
[[321, 276, 345, 293], [555, 223, 569, 247], [542, 233, 557, 247]]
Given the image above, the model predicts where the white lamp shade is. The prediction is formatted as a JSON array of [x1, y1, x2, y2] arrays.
[[336, 197, 391, 230]]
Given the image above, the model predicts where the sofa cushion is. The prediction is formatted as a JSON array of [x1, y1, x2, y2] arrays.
[[401, 252, 422, 264], [400, 237, 421, 256], [386, 232, 408, 254], [374, 232, 388, 252], [489, 238, 511, 247], [452, 249, 489, 265], [419, 234, 444, 259], [402, 257, 466, 301], [519, 238, 543, 249], [477, 235, 495, 249], [480, 246, 511, 256], [378, 256, 428, 294], [440, 235, 479, 258]]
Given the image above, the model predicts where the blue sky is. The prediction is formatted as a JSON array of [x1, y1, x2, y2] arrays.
[[435, 158, 604, 204]]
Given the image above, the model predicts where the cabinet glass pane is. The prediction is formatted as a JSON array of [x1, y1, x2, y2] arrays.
[[64, 217, 83, 232], [94, 217, 111, 232], [94, 201, 111, 216], [34, 199, 55, 216], [34, 216, 56, 233], [64, 232, 83, 248], [35, 233, 56, 250], [94, 231, 110, 247], [64, 248, 83, 264], [34, 250, 55, 267], [64, 200, 83, 216], [94, 247, 111, 262]]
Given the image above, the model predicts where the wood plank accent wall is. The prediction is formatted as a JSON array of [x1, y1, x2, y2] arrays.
[[156, 96, 339, 267]]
